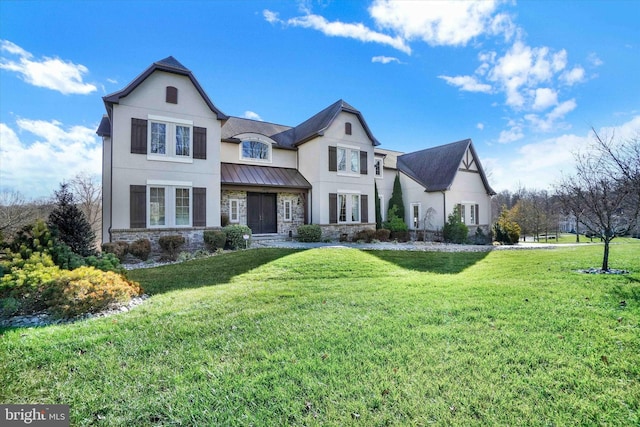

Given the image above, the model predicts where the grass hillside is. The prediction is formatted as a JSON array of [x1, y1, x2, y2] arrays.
[[1, 241, 639, 426]]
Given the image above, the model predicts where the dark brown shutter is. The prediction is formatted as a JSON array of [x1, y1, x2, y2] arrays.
[[475, 204, 480, 225], [361, 195, 368, 223], [328, 146, 337, 172], [130, 185, 146, 228], [131, 118, 147, 154], [166, 86, 178, 104], [193, 126, 207, 159], [329, 193, 337, 224], [193, 187, 206, 226], [345, 122, 352, 135], [360, 151, 368, 174]]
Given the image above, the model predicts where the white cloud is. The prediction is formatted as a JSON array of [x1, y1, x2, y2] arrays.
[[560, 66, 585, 85], [587, 52, 603, 67], [243, 111, 263, 121], [525, 99, 577, 132], [532, 88, 558, 111], [477, 123, 485, 130], [263, 9, 279, 24], [438, 75, 493, 93], [276, 12, 411, 54], [106, 78, 118, 84], [372, 55, 402, 64], [498, 124, 524, 144], [369, 0, 506, 47], [0, 40, 96, 95], [0, 119, 101, 199]]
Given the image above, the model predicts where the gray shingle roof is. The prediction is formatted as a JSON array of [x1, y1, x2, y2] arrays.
[[102, 56, 227, 120], [96, 115, 110, 137], [221, 117, 296, 149], [397, 139, 495, 195], [221, 163, 311, 189], [292, 99, 380, 146]]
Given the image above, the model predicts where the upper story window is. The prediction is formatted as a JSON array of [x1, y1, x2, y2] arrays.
[[345, 122, 352, 135], [374, 158, 383, 178], [147, 115, 192, 162], [337, 146, 359, 174], [241, 140, 271, 162]]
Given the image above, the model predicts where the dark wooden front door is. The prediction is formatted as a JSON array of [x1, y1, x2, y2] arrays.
[[247, 192, 277, 234]]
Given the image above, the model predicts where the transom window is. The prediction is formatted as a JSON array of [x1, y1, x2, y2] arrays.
[[337, 146, 359, 174], [148, 115, 192, 162], [148, 185, 191, 227], [241, 140, 271, 162]]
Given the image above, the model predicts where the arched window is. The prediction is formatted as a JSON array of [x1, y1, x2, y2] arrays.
[[241, 140, 271, 161], [166, 86, 178, 104], [345, 122, 352, 135]]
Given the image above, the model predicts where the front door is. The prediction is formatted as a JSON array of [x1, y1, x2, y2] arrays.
[[247, 192, 277, 234]]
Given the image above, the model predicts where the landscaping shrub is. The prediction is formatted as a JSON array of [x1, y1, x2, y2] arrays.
[[129, 239, 151, 261], [43, 266, 142, 318], [443, 206, 469, 244], [297, 225, 322, 242], [223, 225, 252, 250], [383, 205, 408, 233], [494, 206, 521, 245], [374, 229, 391, 242], [48, 183, 96, 257], [84, 253, 123, 274], [203, 230, 227, 250], [473, 227, 489, 245], [390, 230, 410, 242], [353, 229, 376, 243], [158, 235, 185, 260], [102, 241, 129, 261]]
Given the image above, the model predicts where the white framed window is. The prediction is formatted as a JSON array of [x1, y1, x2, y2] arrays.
[[241, 139, 271, 162], [147, 115, 193, 163], [283, 199, 293, 222], [458, 203, 479, 225], [147, 181, 192, 228], [374, 158, 383, 178], [337, 145, 360, 175], [229, 199, 240, 223], [338, 192, 360, 223], [411, 203, 421, 229]]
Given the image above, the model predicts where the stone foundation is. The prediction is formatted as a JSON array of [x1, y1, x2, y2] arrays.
[[318, 223, 376, 241], [110, 227, 218, 255]]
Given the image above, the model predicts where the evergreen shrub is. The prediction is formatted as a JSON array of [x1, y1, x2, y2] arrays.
[[297, 225, 322, 242], [158, 235, 185, 260], [223, 225, 252, 249], [129, 239, 151, 261], [203, 230, 227, 250]]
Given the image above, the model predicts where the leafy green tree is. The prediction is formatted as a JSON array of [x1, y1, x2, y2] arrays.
[[48, 183, 96, 257], [387, 173, 405, 222], [493, 205, 521, 245], [443, 205, 469, 244], [374, 182, 382, 229]]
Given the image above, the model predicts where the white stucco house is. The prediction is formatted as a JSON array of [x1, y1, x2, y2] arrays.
[[97, 57, 495, 248]]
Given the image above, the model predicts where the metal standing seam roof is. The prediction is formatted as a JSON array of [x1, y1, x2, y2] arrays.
[[220, 163, 311, 189]]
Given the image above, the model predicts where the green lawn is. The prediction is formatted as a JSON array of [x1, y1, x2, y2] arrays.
[[1, 242, 639, 426]]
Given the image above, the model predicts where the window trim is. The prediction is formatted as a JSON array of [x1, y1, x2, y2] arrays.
[[337, 190, 361, 224], [283, 199, 293, 222], [411, 203, 421, 229], [336, 144, 360, 177], [374, 157, 383, 179], [147, 115, 194, 163], [240, 139, 272, 163], [146, 181, 193, 228], [229, 199, 240, 223]]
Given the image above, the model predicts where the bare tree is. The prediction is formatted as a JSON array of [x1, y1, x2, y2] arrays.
[[556, 129, 640, 270], [0, 191, 51, 241], [69, 172, 102, 245]]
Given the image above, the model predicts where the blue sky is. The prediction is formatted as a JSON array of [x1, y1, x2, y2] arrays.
[[1, 0, 639, 199]]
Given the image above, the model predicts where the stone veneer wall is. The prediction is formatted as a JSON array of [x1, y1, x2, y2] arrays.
[[110, 227, 216, 255], [319, 223, 376, 240]]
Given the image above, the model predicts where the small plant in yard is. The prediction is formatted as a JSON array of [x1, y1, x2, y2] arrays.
[[223, 225, 252, 249], [102, 241, 129, 261], [443, 205, 469, 244], [494, 205, 521, 244], [296, 224, 322, 242], [203, 230, 227, 250], [158, 235, 185, 260], [128, 239, 151, 261]]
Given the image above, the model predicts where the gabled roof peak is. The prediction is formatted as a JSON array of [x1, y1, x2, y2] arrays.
[[154, 56, 189, 71]]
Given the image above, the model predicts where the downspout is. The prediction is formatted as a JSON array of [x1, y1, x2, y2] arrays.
[[108, 107, 114, 243], [442, 191, 446, 228]]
